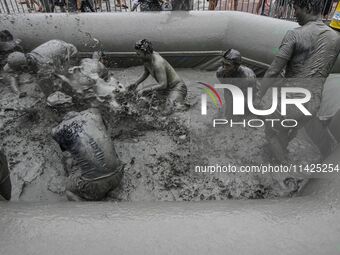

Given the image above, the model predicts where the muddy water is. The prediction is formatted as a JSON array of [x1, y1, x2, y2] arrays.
[[0, 67, 320, 201], [1, 196, 340, 255]]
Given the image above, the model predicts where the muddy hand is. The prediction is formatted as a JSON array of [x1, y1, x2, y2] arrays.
[[128, 83, 138, 91], [137, 88, 149, 96]]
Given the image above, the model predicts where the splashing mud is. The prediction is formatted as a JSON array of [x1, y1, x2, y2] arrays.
[[0, 67, 320, 201]]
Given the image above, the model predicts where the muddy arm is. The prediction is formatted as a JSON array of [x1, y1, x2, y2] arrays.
[[130, 67, 150, 90], [138, 65, 167, 94], [257, 57, 287, 99], [8, 75, 19, 94], [2, 74, 26, 98]]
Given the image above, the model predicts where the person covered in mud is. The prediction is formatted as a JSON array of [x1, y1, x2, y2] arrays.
[[56, 50, 107, 92], [0, 149, 11, 201], [52, 109, 124, 201], [55, 50, 127, 109], [216, 49, 259, 117], [0, 30, 23, 68], [217, 49, 257, 85], [129, 39, 188, 113], [71, 51, 108, 81], [3, 39, 78, 74], [255, 0, 340, 162]]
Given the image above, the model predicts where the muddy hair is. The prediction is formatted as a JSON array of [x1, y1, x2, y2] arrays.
[[289, 0, 323, 15], [135, 39, 153, 54], [0, 30, 13, 42]]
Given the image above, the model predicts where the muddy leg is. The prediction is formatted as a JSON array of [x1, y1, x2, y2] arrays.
[[65, 190, 84, 201], [264, 117, 289, 163], [165, 82, 188, 113], [8, 75, 27, 98]]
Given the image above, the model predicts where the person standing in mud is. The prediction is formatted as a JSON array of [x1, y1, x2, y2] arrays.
[[0, 150, 11, 201], [216, 49, 259, 117], [130, 39, 188, 112], [256, 0, 340, 162], [4, 39, 78, 74]]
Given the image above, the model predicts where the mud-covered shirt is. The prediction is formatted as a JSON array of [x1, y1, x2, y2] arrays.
[[276, 20, 340, 95], [216, 65, 258, 90], [28, 39, 78, 73]]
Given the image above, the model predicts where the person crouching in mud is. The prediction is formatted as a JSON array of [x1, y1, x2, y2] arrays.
[[3, 39, 78, 96], [216, 49, 259, 118], [4, 39, 78, 74], [129, 39, 188, 113]]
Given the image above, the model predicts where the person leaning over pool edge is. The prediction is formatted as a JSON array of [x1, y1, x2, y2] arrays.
[[255, 0, 340, 162], [4, 39, 78, 74]]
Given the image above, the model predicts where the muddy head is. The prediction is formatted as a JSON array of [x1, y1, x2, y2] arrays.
[[290, 0, 323, 26], [220, 49, 242, 75], [96, 72, 126, 96], [0, 30, 22, 56], [56, 67, 96, 97], [79, 55, 108, 81], [0, 30, 22, 69], [135, 39, 153, 61], [56, 52, 109, 97]]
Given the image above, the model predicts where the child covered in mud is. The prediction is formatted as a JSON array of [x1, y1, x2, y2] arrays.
[[129, 39, 188, 113]]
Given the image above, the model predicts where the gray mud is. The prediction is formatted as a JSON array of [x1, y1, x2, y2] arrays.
[[0, 67, 320, 201]]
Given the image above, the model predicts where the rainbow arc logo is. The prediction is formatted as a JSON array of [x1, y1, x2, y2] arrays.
[[198, 82, 223, 115]]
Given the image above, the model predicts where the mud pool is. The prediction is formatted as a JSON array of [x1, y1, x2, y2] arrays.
[[0, 67, 320, 201]]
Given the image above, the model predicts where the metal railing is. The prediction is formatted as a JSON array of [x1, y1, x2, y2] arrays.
[[0, 0, 338, 22]]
